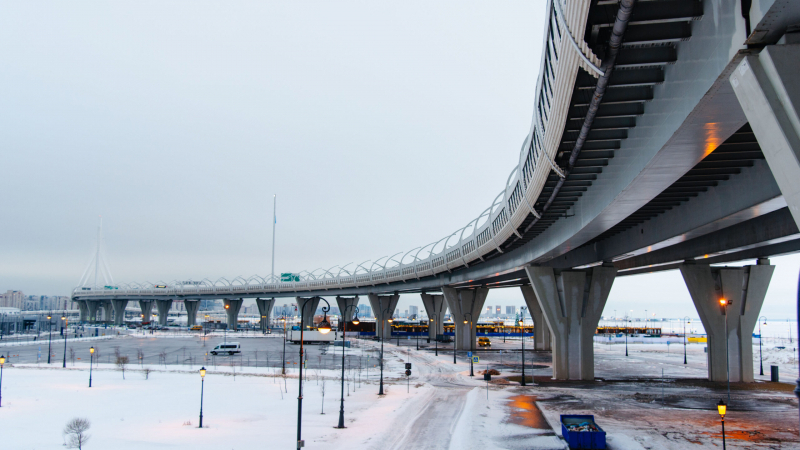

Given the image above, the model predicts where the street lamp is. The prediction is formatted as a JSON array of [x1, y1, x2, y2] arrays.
[[717, 399, 727, 450], [261, 315, 267, 335], [199, 367, 206, 428], [281, 316, 287, 375], [203, 314, 210, 346], [625, 318, 630, 357], [336, 306, 359, 429], [89, 347, 95, 387], [61, 315, 68, 368], [430, 314, 438, 356], [379, 308, 393, 396], [0, 354, 5, 407], [297, 297, 331, 449], [464, 313, 474, 377], [683, 316, 691, 365], [720, 298, 731, 405], [224, 304, 230, 344], [47, 314, 53, 364], [520, 306, 527, 386], [759, 316, 767, 376]]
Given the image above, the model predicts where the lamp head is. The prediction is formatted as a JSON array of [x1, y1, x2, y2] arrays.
[[61, 316, 66, 321], [387, 318, 393, 323], [225, 304, 230, 309], [90, 347, 95, 354], [47, 315, 51, 320], [463, 319, 468, 324], [0, 355, 5, 365], [352, 316, 360, 325], [200, 367, 206, 378], [717, 399, 726, 417], [317, 315, 332, 334]]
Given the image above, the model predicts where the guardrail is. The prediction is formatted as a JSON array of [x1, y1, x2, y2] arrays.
[[73, 0, 601, 300]]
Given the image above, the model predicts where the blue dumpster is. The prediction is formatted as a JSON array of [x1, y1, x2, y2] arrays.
[[560, 415, 606, 449]]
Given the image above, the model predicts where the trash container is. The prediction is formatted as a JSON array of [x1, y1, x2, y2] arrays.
[[771, 365, 779, 382], [561, 415, 606, 449]]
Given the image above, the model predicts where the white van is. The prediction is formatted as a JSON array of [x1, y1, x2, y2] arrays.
[[210, 342, 241, 355]]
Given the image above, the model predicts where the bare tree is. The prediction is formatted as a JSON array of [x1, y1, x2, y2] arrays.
[[142, 367, 152, 380], [320, 379, 326, 414], [137, 349, 144, 367], [63, 417, 91, 449], [158, 351, 167, 368], [69, 347, 76, 366], [115, 355, 130, 379], [92, 348, 101, 368]]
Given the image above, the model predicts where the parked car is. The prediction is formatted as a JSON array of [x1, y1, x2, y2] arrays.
[[211, 342, 241, 355], [478, 337, 491, 347], [189, 325, 203, 331]]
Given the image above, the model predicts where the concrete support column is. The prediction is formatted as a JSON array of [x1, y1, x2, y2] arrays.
[[520, 286, 552, 351], [525, 266, 617, 381], [156, 300, 172, 326], [255, 298, 275, 332], [730, 43, 800, 228], [185, 300, 200, 328], [100, 300, 113, 322], [441, 287, 489, 351], [295, 297, 322, 330], [138, 300, 154, 324], [111, 300, 128, 326], [420, 293, 446, 340], [78, 300, 89, 323], [335, 296, 360, 322], [367, 294, 400, 340], [223, 298, 244, 331], [680, 261, 774, 382], [86, 301, 100, 323]]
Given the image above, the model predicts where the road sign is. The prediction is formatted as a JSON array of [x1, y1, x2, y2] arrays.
[[472, 356, 480, 363], [467, 351, 472, 357], [405, 363, 412, 370], [281, 273, 300, 282], [405, 369, 411, 376]]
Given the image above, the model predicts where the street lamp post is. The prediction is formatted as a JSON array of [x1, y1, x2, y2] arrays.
[[61, 315, 68, 368], [203, 314, 209, 346], [464, 313, 474, 377], [625, 318, 630, 357], [717, 399, 727, 450], [0, 354, 5, 407], [47, 314, 53, 364], [720, 298, 732, 405], [520, 306, 527, 386], [337, 306, 359, 429], [281, 316, 287, 375], [89, 347, 95, 387], [430, 314, 438, 356], [683, 316, 691, 365], [261, 315, 266, 335], [759, 316, 767, 376], [224, 304, 229, 345], [379, 308, 393, 396], [297, 298, 332, 449], [199, 367, 206, 428]]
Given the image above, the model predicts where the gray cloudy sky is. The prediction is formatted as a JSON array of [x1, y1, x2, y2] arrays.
[[2, 1, 798, 320]]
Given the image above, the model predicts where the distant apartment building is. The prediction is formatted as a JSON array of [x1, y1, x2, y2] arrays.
[[495, 306, 501, 315], [360, 305, 372, 318], [1, 290, 24, 309], [409, 305, 418, 318], [485, 305, 492, 315], [506, 305, 516, 315]]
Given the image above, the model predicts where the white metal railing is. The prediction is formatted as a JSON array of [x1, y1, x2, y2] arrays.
[[72, 0, 599, 300]]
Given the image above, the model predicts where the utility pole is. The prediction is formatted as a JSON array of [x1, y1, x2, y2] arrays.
[[271, 195, 276, 282], [94, 217, 102, 289]]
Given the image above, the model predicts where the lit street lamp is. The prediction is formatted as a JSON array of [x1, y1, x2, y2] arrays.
[[261, 315, 267, 335], [336, 306, 359, 429], [520, 306, 527, 386], [430, 314, 438, 356], [759, 316, 767, 376], [0, 354, 5, 407], [464, 313, 474, 377], [61, 315, 68, 368], [717, 399, 727, 450], [683, 316, 691, 365], [297, 298, 331, 449], [47, 314, 53, 364], [199, 367, 206, 428], [720, 298, 731, 405], [379, 309, 393, 396], [89, 347, 95, 387], [204, 314, 210, 346]]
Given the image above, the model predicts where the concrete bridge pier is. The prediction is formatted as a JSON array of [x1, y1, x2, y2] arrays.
[[295, 297, 322, 330], [184, 300, 200, 328], [441, 287, 489, 351], [255, 298, 275, 332], [524, 265, 617, 381], [100, 300, 113, 322], [111, 299, 128, 325], [420, 293, 446, 341], [139, 300, 154, 324], [86, 300, 100, 323], [223, 298, 243, 331], [520, 286, 551, 351], [78, 300, 89, 322], [367, 293, 400, 340], [156, 300, 172, 326], [335, 296, 359, 322], [730, 42, 800, 228], [680, 260, 774, 382]]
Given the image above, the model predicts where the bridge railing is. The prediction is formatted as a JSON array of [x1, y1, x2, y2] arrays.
[[72, 0, 603, 300]]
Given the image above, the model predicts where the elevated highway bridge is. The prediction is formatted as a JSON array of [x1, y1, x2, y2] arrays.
[[72, 0, 800, 383]]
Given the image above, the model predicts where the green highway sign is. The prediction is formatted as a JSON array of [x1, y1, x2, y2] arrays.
[[280, 273, 300, 282]]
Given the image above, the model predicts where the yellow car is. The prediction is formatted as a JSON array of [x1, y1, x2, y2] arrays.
[[189, 325, 203, 331], [478, 337, 491, 347]]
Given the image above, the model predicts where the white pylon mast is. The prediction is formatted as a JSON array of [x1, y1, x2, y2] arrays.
[[94, 216, 102, 288], [271, 194, 276, 282]]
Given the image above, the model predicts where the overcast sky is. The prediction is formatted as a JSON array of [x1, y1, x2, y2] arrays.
[[2, 1, 798, 320]]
